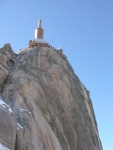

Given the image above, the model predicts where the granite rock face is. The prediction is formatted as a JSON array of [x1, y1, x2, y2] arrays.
[[0, 44, 16, 92], [0, 44, 102, 150]]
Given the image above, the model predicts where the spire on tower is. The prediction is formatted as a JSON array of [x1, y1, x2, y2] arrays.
[[38, 19, 42, 28]]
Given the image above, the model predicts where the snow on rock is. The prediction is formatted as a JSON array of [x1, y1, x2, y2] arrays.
[[0, 143, 10, 150], [0, 98, 8, 107], [0, 98, 13, 114], [8, 107, 13, 113], [17, 123, 26, 130], [19, 109, 31, 114]]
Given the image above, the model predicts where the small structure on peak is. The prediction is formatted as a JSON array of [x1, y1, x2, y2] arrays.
[[18, 20, 57, 54], [29, 20, 49, 48], [35, 20, 43, 39]]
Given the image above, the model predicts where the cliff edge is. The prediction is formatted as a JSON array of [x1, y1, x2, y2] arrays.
[[0, 44, 102, 150]]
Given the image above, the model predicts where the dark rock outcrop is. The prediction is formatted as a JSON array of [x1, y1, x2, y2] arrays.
[[0, 44, 102, 150]]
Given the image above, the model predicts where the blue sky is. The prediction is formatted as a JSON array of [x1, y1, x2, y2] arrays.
[[0, 0, 113, 149]]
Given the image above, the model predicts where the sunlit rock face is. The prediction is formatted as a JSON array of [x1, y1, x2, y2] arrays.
[[0, 44, 102, 150]]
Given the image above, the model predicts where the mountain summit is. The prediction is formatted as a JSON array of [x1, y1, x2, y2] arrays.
[[0, 21, 102, 150]]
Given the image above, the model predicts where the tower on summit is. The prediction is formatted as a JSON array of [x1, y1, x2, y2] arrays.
[[35, 20, 43, 39], [29, 19, 47, 48], [18, 19, 56, 53]]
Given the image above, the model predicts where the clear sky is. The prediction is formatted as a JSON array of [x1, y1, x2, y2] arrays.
[[0, 0, 113, 149]]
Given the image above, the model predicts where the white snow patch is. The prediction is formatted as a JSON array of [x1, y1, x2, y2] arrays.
[[17, 123, 24, 129], [0, 105, 7, 108], [17, 123, 26, 130], [0, 99, 9, 107], [0, 143, 10, 150], [19, 109, 31, 114], [8, 107, 12, 113], [0, 98, 13, 114]]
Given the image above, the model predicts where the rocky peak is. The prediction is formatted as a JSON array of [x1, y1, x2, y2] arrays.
[[0, 44, 102, 150]]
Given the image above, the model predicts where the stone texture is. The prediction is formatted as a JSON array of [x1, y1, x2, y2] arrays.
[[0, 107, 16, 150], [0, 43, 16, 93], [0, 44, 103, 150]]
